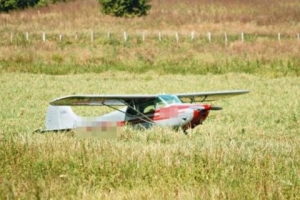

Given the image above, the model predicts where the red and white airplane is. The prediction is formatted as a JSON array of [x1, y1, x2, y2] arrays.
[[42, 90, 249, 135]]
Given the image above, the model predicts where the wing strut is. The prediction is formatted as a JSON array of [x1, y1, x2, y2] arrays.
[[190, 97, 195, 103], [201, 95, 208, 102], [189, 95, 208, 103]]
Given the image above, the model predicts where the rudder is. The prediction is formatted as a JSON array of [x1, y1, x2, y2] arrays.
[[45, 105, 78, 131]]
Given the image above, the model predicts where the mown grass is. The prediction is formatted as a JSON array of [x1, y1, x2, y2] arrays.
[[0, 72, 299, 199]]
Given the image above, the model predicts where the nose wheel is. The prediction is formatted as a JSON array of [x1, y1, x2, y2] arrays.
[[182, 123, 193, 135], [183, 129, 188, 135], [182, 127, 194, 135]]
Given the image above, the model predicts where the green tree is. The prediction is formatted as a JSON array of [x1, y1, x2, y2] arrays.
[[98, 0, 151, 17]]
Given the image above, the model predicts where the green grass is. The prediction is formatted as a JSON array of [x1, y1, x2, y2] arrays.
[[0, 72, 299, 199]]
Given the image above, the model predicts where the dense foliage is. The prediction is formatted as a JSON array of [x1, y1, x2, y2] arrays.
[[0, 0, 68, 12], [98, 0, 151, 17]]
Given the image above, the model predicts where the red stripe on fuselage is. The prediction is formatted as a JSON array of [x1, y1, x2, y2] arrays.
[[126, 104, 210, 125], [91, 104, 212, 128]]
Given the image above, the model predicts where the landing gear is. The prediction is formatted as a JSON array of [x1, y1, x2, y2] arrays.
[[183, 129, 188, 135]]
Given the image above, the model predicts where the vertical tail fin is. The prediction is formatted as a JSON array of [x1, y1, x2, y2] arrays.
[[45, 105, 78, 131]]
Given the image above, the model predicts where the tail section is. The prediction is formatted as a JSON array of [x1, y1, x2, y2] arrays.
[[45, 105, 78, 131]]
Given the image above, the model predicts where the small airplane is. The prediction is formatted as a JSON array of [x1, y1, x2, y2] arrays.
[[41, 90, 249, 135]]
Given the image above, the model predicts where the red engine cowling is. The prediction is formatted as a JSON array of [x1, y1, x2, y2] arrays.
[[190, 108, 210, 128]]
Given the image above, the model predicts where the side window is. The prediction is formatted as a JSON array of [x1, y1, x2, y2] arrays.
[[143, 104, 155, 113], [126, 101, 137, 115], [138, 100, 156, 114], [126, 99, 160, 116], [126, 107, 137, 115], [156, 98, 165, 108]]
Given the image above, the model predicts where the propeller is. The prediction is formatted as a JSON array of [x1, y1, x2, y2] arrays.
[[192, 105, 222, 111], [210, 106, 222, 110]]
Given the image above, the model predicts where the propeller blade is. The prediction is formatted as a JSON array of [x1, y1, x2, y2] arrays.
[[210, 106, 222, 110], [195, 105, 222, 111]]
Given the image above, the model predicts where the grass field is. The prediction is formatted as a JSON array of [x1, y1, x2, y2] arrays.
[[1, 0, 300, 76], [0, 0, 300, 199], [1, 72, 299, 199]]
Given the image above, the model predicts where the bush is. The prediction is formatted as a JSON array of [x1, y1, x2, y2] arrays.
[[0, 0, 68, 12], [98, 0, 151, 17], [0, 0, 39, 12], [36, 0, 67, 7]]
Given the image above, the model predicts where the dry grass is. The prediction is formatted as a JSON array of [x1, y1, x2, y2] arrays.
[[0, 72, 299, 199], [1, 0, 300, 34], [0, 0, 299, 77], [0, 0, 300, 198], [0, 0, 300, 77]]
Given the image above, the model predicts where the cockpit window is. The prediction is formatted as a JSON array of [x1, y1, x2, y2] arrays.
[[126, 95, 182, 116], [126, 99, 156, 116], [158, 95, 181, 105], [156, 97, 165, 108], [138, 100, 156, 114]]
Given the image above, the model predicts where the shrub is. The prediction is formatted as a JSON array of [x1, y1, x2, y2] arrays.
[[98, 0, 151, 17], [0, 0, 38, 12], [0, 0, 69, 12]]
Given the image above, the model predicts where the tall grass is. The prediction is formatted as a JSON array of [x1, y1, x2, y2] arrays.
[[0, 72, 299, 199], [0, 0, 300, 198], [1, 38, 299, 76], [1, 0, 300, 33], [1, 0, 300, 76]]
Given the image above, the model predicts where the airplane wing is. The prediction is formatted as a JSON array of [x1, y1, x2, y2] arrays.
[[50, 94, 158, 106], [176, 90, 250, 103], [50, 90, 249, 106]]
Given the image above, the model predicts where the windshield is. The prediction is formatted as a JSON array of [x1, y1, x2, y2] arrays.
[[158, 95, 182, 106]]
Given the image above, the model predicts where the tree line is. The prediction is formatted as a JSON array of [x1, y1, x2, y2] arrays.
[[0, 0, 151, 17]]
